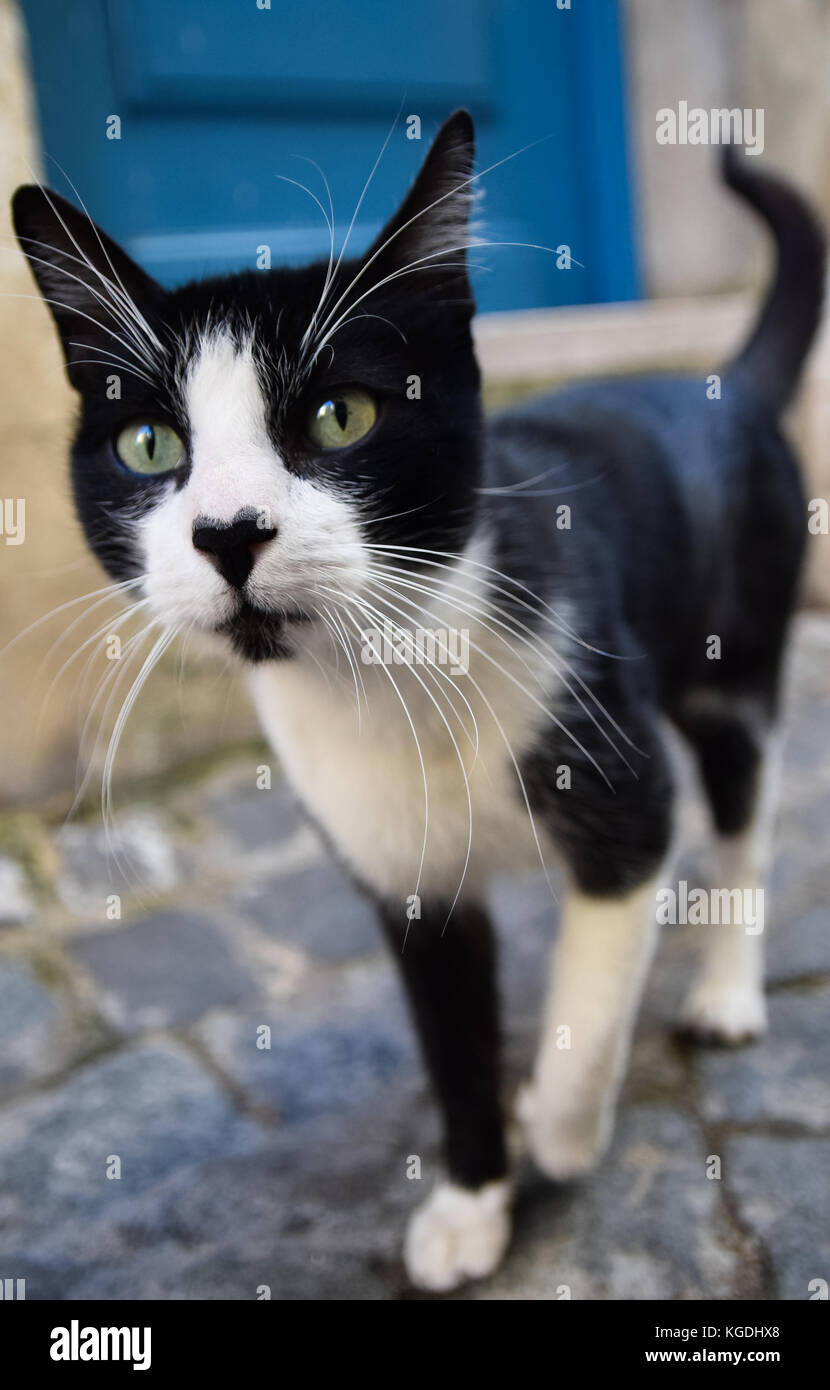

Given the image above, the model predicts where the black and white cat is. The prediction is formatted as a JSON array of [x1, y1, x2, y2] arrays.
[[12, 111, 825, 1291]]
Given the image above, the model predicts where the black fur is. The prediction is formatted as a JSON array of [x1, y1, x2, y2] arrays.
[[379, 900, 506, 1189], [11, 112, 482, 617], [11, 113, 825, 1212]]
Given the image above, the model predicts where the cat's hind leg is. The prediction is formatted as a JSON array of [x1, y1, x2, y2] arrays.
[[676, 698, 780, 1043]]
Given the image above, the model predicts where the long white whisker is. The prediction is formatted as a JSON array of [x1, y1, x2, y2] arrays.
[[312, 234, 577, 364], [334, 600, 430, 945], [300, 607, 341, 692], [26, 156, 165, 360], [9, 235, 160, 373], [65, 358, 156, 385], [367, 581, 559, 902], [354, 580, 481, 755], [356, 571, 615, 791], [475, 464, 569, 495], [365, 544, 648, 765], [308, 256, 472, 361], [367, 563, 638, 771], [0, 579, 140, 663], [319, 582, 479, 757], [321, 586, 476, 932], [34, 599, 151, 746], [364, 543, 632, 660], [70, 622, 157, 816], [66, 340, 157, 382], [304, 131, 555, 360], [0, 291, 159, 373], [2, 241, 158, 374], [101, 625, 178, 880], [324, 309, 408, 350], [301, 101, 405, 356], [334, 582, 556, 912], [350, 582, 480, 753], [274, 169, 336, 366], [318, 601, 366, 724], [31, 584, 144, 676]]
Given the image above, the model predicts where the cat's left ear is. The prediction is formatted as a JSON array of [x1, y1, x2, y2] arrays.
[[11, 184, 164, 388], [362, 109, 477, 292]]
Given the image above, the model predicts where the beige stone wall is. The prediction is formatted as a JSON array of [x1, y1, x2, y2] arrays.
[[623, 0, 830, 605], [0, 0, 98, 805], [0, 1, 256, 808], [625, 0, 830, 298]]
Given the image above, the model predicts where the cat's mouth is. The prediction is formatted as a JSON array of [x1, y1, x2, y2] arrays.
[[217, 597, 312, 663]]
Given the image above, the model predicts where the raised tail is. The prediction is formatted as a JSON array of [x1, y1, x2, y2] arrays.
[[723, 143, 826, 413]]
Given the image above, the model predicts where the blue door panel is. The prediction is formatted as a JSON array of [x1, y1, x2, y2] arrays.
[[19, 0, 639, 313], [108, 0, 498, 115]]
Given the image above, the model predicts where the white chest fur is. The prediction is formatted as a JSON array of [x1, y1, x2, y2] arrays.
[[247, 578, 563, 904]]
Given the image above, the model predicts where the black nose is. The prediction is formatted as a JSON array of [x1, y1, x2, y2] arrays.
[[192, 509, 277, 589]]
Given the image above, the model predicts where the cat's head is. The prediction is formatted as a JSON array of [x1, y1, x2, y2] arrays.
[[12, 111, 483, 661]]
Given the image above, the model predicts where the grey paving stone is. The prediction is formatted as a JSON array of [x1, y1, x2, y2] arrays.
[[56, 811, 179, 918], [489, 871, 557, 1052], [767, 905, 830, 983], [195, 960, 417, 1122], [0, 1090, 746, 1300], [642, 921, 699, 1024], [205, 776, 300, 852], [0, 957, 57, 1090], [724, 1135, 830, 1301], [768, 846, 820, 920], [0, 857, 35, 926], [695, 984, 830, 1129], [0, 1042, 266, 1255], [0, 955, 108, 1098], [68, 910, 260, 1034], [1, 616, 827, 1300], [772, 782, 830, 917], [2, 1089, 427, 1299], [466, 1105, 747, 1300], [625, 1016, 690, 1099], [233, 861, 379, 960]]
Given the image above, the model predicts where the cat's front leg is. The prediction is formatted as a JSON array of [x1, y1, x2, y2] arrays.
[[377, 899, 511, 1292], [518, 878, 662, 1179]]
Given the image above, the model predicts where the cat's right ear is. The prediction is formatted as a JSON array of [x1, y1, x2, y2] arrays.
[[361, 110, 477, 293], [11, 184, 164, 388]]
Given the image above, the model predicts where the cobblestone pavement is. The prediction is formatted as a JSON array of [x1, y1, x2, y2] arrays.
[[0, 615, 828, 1301]]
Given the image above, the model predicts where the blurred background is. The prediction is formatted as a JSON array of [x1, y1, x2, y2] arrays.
[[0, 0, 829, 1301], [2, 0, 830, 805]]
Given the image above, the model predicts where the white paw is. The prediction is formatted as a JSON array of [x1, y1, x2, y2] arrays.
[[404, 1180, 512, 1292], [517, 1083, 610, 1180], [680, 981, 767, 1044]]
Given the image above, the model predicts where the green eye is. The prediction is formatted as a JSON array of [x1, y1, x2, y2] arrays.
[[115, 422, 183, 475], [308, 388, 377, 450]]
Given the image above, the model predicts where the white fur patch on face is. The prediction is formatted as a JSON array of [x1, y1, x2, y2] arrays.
[[138, 329, 365, 632]]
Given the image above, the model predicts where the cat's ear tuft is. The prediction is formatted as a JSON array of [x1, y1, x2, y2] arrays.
[[362, 109, 477, 293], [11, 184, 164, 386]]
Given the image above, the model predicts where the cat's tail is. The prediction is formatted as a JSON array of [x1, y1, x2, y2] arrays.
[[723, 144, 826, 414]]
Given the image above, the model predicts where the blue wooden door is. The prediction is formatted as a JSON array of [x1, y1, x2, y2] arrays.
[[19, 0, 639, 312]]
